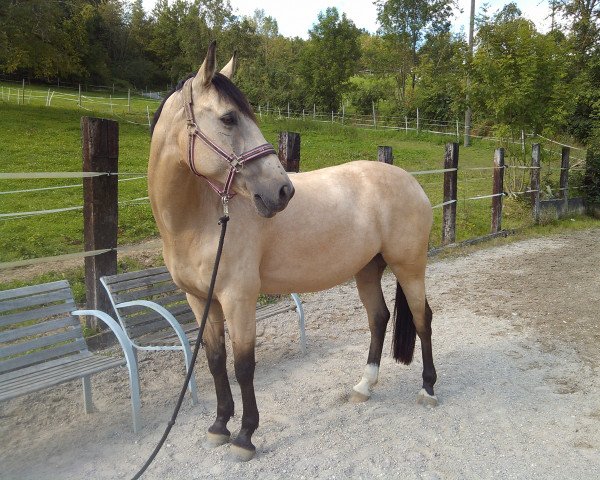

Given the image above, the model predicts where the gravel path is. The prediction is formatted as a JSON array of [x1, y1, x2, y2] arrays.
[[1, 228, 599, 479]]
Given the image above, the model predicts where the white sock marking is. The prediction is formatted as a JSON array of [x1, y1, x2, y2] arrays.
[[353, 364, 379, 397]]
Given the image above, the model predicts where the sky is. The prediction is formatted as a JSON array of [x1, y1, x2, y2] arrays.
[[141, 0, 553, 39]]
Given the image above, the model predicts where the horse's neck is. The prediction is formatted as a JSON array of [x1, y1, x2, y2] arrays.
[[149, 157, 219, 237]]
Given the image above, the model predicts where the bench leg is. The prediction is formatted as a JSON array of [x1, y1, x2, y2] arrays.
[[125, 358, 142, 434], [182, 343, 199, 405], [291, 293, 307, 355], [82, 375, 93, 413]]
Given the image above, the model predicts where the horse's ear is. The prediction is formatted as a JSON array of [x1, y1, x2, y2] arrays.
[[194, 40, 217, 89], [219, 51, 237, 79]]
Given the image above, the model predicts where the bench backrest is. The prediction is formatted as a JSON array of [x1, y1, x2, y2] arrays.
[[0, 280, 88, 374], [101, 267, 195, 339]]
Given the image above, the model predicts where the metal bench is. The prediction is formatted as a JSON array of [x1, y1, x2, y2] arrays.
[[100, 266, 306, 405], [0, 280, 142, 433]]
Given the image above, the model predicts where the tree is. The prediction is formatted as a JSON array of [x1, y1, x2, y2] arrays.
[[375, 0, 456, 97], [557, 0, 600, 141], [414, 32, 467, 120], [299, 7, 361, 111], [0, 0, 88, 80], [471, 4, 569, 136]]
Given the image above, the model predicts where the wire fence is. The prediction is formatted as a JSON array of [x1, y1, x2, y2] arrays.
[[0, 83, 159, 127], [0, 80, 589, 155], [2, 156, 584, 270]]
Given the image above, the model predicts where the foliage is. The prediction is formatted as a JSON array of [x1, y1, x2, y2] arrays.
[[414, 32, 466, 120], [0, 0, 598, 144], [471, 5, 570, 136], [583, 131, 600, 206], [0, 0, 89, 79], [298, 8, 361, 111], [375, 0, 456, 97], [347, 76, 395, 115]]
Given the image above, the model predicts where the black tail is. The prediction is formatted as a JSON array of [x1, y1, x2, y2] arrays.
[[392, 282, 417, 365]]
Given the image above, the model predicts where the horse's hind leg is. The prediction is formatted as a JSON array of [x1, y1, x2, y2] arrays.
[[389, 263, 438, 407], [350, 254, 390, 403]]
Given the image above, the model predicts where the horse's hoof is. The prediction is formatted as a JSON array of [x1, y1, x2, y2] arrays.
[[230, 443, 256, 462], [417, 388, 438, 407], [349, 390, 370, 403], [205, 431, 230, 448]]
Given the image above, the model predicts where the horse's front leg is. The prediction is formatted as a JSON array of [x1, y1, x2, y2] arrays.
[[186, 294, 234, 447], [220, 293, 259, 461]]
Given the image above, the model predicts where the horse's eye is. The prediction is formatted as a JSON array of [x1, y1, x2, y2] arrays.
[[220, 112, 237, 126]]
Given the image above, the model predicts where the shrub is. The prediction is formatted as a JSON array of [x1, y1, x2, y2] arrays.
[[583, 132, 600, 208]]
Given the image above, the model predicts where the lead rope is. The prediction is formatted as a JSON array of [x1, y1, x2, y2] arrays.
[[131, 209, 230, 480]]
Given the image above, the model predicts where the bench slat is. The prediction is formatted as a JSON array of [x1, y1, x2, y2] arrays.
[[127, 308, 198, 340], [0, 356, 125, 402], [1, 354, 123, 390], [0, 280, 69, 301], [121, 302, 192, 329], [256, 302, 297, 321], [0, 316, 75, 343], [101, 266, 168, 285], [0, 352, 91, 382], [0, 301, 76, 328], [111, 282, 180, 304], [104, 272, 174, 294], [117, 293, 189, 319], [0, 328, 82, 360], [0, 339, 87, 374], [0, 287, 72, 313], [135, 325, 200, 347]]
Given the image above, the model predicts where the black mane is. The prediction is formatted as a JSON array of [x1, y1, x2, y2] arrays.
[[150, 72, 256, 136]]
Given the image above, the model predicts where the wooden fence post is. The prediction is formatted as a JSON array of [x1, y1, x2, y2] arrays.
[[278, 131, 301, 172], [378, 146, 393, 165], [491, 147, 505, 233], [442, 142, 459, 245], [81, 117, 118, 330], [531, 143, 541, 224], [560, 146, 570, 215]]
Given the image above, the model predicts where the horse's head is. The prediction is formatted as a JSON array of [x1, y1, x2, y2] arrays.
[[155, 42, 294, 218]]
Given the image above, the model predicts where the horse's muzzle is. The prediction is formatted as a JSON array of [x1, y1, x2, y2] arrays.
[[253, 180, 295, 218]]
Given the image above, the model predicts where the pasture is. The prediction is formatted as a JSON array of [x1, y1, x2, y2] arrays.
[[0, 82, 577, 267], [1, 229, 598, 479]]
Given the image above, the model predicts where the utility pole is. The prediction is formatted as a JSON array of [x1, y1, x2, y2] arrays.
[[464, 0, 475, 147]]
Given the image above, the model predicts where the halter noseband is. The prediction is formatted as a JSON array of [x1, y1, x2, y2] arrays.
[[182, 78, 276, 204]]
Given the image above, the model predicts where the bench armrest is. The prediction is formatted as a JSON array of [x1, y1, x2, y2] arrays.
[[72, 309, 141, 433], [114, 300, 192, 350], [72, 309, 136, 360]]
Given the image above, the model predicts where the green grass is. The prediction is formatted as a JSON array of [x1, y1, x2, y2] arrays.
[[0, 82, 591, 263]]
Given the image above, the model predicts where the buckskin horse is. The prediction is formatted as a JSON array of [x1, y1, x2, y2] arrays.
[[148, 42, 437, 461]]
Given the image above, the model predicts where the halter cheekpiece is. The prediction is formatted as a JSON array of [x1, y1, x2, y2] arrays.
[[182, 78, 276, 207]]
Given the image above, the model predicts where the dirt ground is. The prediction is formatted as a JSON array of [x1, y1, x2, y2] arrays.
[[1, 228, 599, 479]]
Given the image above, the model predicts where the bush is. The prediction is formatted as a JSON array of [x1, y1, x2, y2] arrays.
[[583, 131, 600, 208]]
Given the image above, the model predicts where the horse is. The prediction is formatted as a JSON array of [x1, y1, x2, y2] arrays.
[[148, 41, 437, 462]]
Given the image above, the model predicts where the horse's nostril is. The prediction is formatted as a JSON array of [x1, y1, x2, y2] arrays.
[[279, 183, 295, 202], [279, 184, 289, 200]]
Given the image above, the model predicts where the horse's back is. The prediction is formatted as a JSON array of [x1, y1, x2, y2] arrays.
[[258, 160, 432, 293], [285, 160, 431, 235]]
